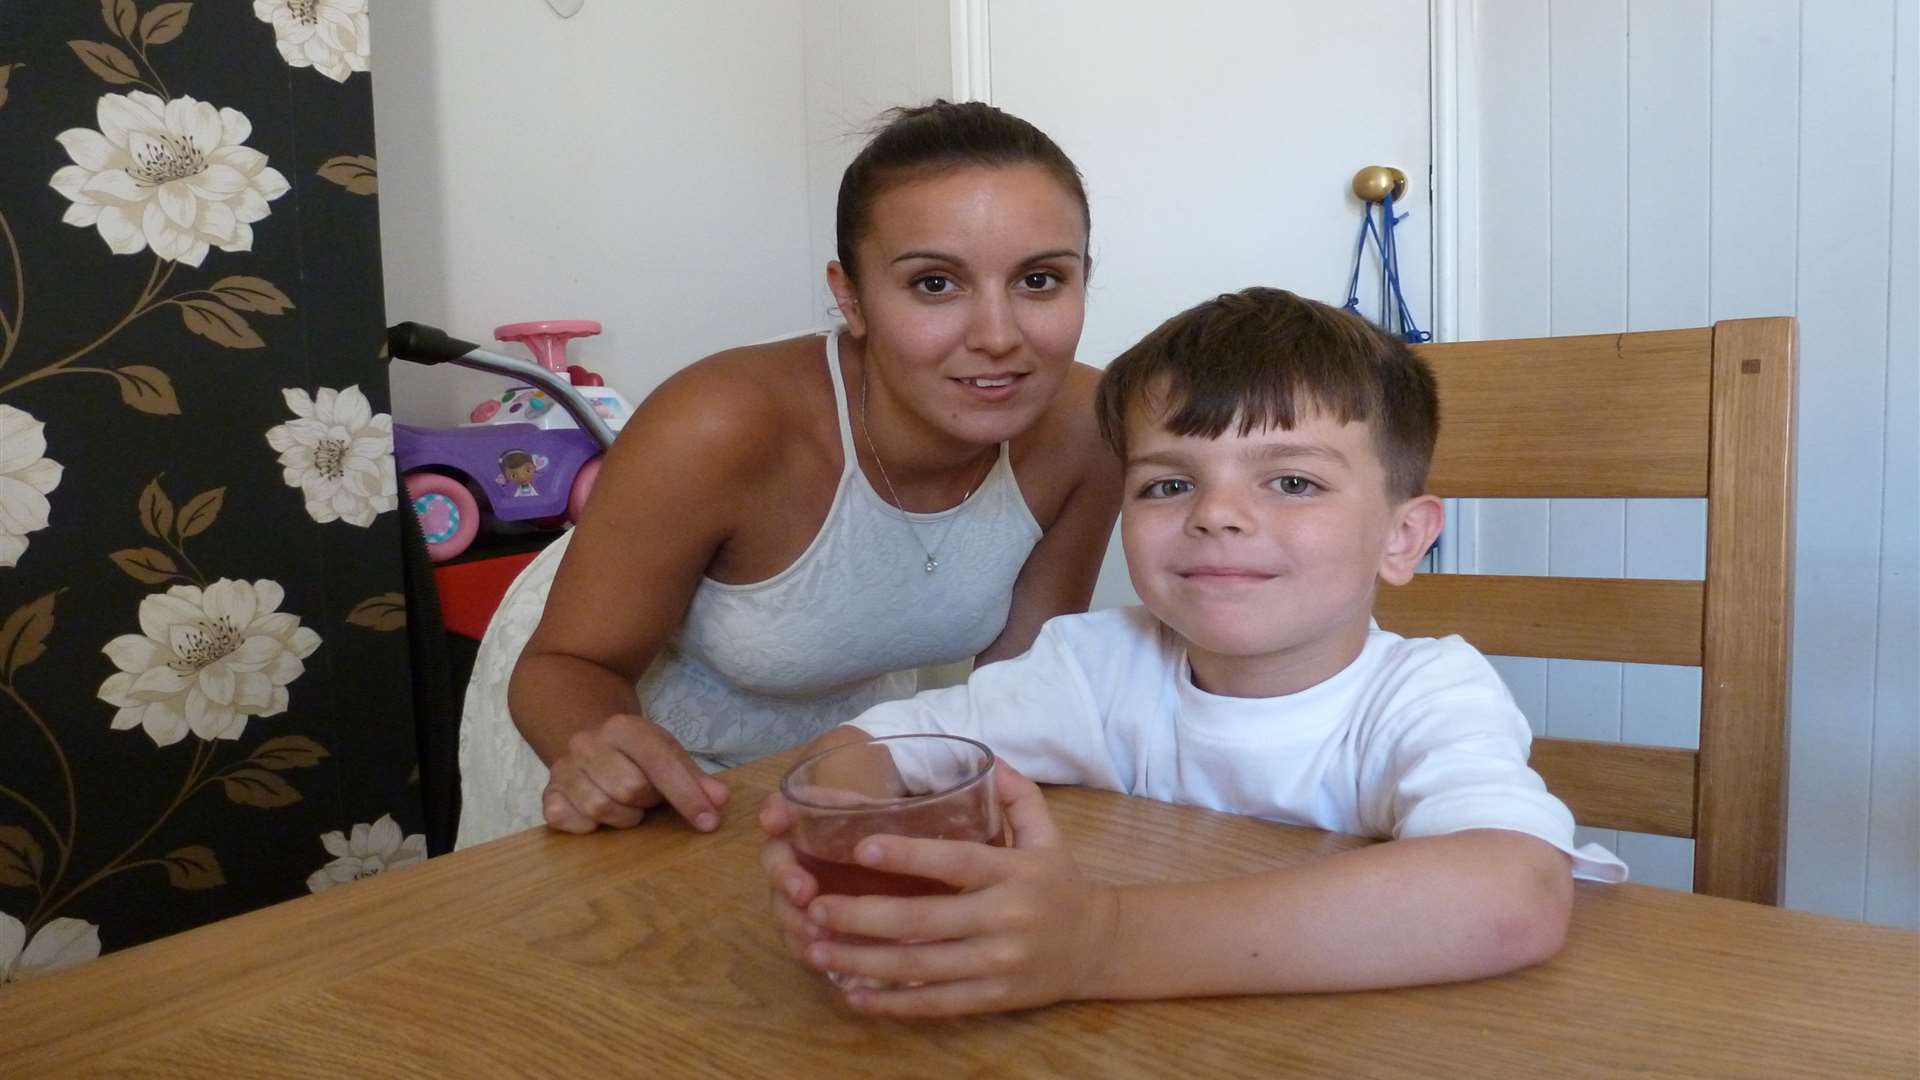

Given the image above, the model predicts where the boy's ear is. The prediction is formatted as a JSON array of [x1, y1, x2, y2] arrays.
[[825, 262, 866, 337], [1378, 493, 1444, 587]]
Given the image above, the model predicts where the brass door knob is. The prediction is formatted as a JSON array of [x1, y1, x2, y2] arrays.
[[1351, 165, 1408, 204]]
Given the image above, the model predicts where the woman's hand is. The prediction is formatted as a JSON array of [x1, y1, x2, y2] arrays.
[[765, 764, 1120, 1017], [541, 712, 729, 832]]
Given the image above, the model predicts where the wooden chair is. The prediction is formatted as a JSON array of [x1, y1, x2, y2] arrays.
[[1374, 319, 1796, 904]]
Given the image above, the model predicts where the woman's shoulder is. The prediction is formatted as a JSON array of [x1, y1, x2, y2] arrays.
[[636, 333, 834, 445], [598, 334, 838, 489], [1047, 360, 1105, 427], [1010, 362, 1105, 458], [659, 331, 828, 400], [1009, 362, 1119, 518]]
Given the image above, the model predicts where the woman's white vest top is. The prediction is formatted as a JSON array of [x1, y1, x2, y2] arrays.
[[457, 330, 1043, 845], [641, 329, 1041, 763]]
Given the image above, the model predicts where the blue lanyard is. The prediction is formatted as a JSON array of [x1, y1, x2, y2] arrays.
[[1341, 193, 1431, 344]]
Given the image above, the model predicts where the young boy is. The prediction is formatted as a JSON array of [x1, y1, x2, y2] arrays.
[[758, 287, 1627, 1017]]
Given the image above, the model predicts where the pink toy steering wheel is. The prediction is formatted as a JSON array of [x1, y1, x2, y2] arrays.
[[494, 320, 601, 373]]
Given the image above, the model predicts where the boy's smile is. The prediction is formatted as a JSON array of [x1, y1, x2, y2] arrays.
[[1120, 404, 1441, 699]]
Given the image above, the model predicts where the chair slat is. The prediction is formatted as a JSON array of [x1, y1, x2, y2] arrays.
[[1415, 328, 1713, 498], [1374, 574, 1704, 666], [1530, 737, 1698, 838]]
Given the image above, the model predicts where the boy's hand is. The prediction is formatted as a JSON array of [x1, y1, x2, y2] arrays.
[[758, 791, 826, 960], [788, 764, 1120, 1017]]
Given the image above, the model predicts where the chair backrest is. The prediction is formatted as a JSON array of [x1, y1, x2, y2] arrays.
[[1374, 318, 1796, 904]]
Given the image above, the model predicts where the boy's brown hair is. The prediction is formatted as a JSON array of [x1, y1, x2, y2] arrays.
[[1094, 287, 1440, 501]]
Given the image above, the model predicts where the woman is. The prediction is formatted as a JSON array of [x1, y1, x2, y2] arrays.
[[457, 102, 1119, 846]]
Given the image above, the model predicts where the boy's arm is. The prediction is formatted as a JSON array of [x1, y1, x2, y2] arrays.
[[801, 644, 1593, 1016], [1084, 828, 1572, 1000], [1084, 655, 1582, 1002], [785, 723, 872, 763], [840, 615, 1122, 789], [795, 774, 1572, 1017]]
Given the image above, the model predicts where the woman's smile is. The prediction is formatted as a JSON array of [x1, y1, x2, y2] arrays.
[[951, 371, 1027, 403]]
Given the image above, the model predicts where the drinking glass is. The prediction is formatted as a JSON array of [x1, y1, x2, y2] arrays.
[[779, 733, 1003, 988]]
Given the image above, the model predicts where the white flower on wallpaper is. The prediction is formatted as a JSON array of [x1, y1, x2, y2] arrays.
[[0, 406, 64, 569], [97, 578, 323, 747], [0, 914, 101, 984], [264, 386, 397, 528], [254, 0, 372, 84], [48, 92, 291, 267], [305, 814, 427, 893]]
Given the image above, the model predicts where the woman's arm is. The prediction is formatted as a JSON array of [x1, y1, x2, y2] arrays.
[[508, 358, 784, 831], [977, 365, 1122, 665]]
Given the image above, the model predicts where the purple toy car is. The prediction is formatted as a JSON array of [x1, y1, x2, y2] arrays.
[[387, 321, 629, 561]]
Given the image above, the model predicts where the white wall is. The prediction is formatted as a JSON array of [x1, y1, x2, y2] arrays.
[[370, 0, 822, 425], [801, 3, 954, 322], [1455, 0, 1918, 927]]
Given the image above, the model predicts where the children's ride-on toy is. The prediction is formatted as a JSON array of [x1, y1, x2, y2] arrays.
[[387, 320, 631, 562]]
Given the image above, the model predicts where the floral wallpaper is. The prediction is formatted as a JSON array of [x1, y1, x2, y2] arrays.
[[0, 1, 422, 984]]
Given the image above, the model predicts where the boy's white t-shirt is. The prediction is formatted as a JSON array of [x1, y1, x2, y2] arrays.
[[849, 606, 1627, 882]]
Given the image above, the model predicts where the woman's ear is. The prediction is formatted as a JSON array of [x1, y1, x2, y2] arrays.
[[1378, 494, 1444, 587], [825, 261, 866, 337]]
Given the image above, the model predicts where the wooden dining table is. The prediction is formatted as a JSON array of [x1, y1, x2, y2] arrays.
[[5, 750, 1916, 1078]]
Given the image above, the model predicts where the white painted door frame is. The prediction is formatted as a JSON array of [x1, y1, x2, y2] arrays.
[[1430, 0, 1474, 573], [949, 0, 992, 103]]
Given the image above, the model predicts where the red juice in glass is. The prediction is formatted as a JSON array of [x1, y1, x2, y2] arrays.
[[780, 734, 1002, 987], [794, 805, 1008, 898]]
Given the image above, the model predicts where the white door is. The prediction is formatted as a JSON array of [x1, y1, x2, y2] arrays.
[[966, 0, 1435, 608]]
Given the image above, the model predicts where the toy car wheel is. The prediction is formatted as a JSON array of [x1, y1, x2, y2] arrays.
[[404, 471, 480, 562], [566, 457, 602, 524]]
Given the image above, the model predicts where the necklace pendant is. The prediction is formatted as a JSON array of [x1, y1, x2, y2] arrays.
[[924, 555, 939, 574]]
